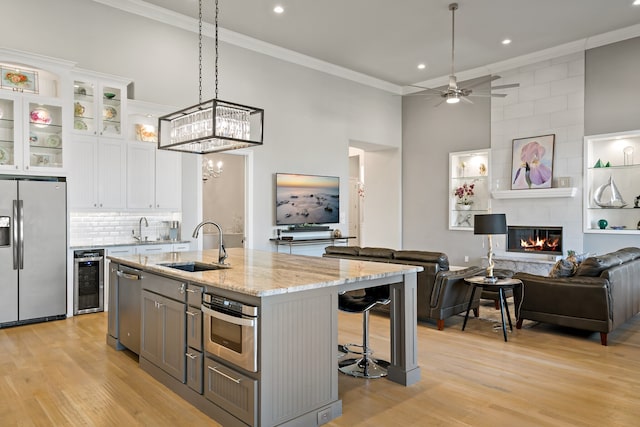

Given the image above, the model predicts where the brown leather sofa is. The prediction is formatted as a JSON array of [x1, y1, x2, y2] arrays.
[[323, 246, 484, 329], [514, 247, 640, 345]]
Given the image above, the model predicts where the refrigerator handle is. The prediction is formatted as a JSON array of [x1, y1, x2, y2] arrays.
[[12, 200, 19, 270], [18, 199, 24, 270]]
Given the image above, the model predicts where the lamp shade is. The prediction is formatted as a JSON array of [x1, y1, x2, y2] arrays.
[[474, 214, 507, 235]]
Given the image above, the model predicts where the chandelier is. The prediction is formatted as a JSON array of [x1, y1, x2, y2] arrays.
[[158, 0, 264, 154], [203, 158, 223, 181]]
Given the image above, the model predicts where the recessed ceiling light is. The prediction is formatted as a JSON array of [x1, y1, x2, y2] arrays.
[[502, 39, 512, 45], [274, 5, 284, 14], [634, 0, 640, 5], [417, 63, 426, 70]]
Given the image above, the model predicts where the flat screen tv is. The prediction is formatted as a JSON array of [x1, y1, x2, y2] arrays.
[[276, 173, 340, 226]]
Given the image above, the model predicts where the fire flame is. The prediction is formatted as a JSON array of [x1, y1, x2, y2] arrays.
[[520, 236, 560, 251]]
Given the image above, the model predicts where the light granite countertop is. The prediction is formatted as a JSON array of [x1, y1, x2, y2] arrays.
[[108, 248, 423, 297]]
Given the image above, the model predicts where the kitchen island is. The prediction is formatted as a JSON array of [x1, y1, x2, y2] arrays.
[[107, 248, 422, 426]]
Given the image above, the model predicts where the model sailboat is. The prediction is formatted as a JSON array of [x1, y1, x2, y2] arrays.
[[593, 176, 627, 208]]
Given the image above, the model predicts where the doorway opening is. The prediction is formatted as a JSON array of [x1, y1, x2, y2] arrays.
[[202, 152, 246, 249]]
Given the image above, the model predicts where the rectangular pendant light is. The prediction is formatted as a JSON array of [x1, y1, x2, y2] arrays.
[[158, 98, 264, 154]]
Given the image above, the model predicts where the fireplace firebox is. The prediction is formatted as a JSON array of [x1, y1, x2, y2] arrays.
[[507, 226, 562, 255]]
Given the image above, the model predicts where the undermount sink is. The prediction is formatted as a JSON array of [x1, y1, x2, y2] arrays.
[[158, 261, 230, 272]]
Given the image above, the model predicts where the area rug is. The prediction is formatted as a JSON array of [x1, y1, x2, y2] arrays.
[[453, 299, 538, 330]]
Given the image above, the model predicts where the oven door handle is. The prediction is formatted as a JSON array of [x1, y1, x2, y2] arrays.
[[201, 305, 255, 327]]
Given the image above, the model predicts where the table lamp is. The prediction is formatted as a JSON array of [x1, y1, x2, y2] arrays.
[[474, 213, 507, 283]]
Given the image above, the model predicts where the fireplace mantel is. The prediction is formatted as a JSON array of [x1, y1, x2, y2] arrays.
[[492, 187, 577, 199]]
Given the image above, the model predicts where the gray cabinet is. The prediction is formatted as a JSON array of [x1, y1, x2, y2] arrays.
[[186, 349, 204, 394], [118, 267, 143, 355], [141, 272, 187, 383], [204, 357, 257, 426], [107, 263, 119, 339], [186, 284, 204, 394]]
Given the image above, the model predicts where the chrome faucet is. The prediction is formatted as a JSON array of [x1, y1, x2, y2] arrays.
[[192, 221, 227, 265], [134, 216, 149, 242]]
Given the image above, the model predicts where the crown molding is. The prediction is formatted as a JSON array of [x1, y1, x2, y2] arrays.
[[0, 47, 76, 71], [91, 0, 402, 94]]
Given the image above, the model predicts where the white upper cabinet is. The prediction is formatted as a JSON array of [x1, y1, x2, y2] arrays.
[[0, 50, 73, 175], [72, 73, 129, 139], [126, 100, 182, 211]]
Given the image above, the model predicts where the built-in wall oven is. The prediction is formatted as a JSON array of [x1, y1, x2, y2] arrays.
[[73, 249, 104, 315], [202, 293, 258, 372]]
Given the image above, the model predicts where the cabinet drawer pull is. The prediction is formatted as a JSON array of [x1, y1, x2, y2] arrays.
[[185, 288, 197, 293], [186, 310, 199, 317], [208, 366, 241, 384], [179, 283, 186, 294], [186, 352, 198, 360]]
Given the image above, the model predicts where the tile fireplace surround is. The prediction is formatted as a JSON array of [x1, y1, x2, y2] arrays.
[[493, 253, 557, 276]]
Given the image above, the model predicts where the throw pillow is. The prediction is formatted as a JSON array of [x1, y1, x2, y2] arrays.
[[548, 258, 577, 278]]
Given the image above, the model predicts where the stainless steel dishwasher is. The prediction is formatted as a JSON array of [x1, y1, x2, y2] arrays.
[[117, 265, 144, 355]]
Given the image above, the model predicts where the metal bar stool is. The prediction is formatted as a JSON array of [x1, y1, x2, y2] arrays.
[[338, 285, 390, 378]]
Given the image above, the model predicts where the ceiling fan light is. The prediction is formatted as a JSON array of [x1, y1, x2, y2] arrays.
[[446, 93, 460, 104]]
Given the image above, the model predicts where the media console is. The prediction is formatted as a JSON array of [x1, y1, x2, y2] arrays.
[[269, 236, 354, 254]]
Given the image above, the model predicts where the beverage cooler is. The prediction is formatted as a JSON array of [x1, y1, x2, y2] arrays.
[[73, 249, 104, 314]]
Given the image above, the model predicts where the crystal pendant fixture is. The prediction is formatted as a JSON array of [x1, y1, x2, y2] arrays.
[[158, 0, 264, 154]]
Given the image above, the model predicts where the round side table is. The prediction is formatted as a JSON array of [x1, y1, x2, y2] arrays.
[[462, 276, 523, 342]]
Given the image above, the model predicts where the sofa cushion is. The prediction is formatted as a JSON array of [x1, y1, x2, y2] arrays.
[[612, 247, 640, 263], [549, 258, 577, 278], [394, 250, 449, 270], [324, 245, 361, 257], [575, 253, 626, 277], [359, 247, 395, 259]]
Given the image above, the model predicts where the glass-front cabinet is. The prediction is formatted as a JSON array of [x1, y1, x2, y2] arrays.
[[26, 99, 64, 169], [0, 93, 17, 169], [449, 149, 491, 231], [73, 78, 125, 138], [584, 131, 640, 235], [0, 92, 64, 172]]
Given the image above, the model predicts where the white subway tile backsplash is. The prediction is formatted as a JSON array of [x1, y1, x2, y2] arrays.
[[69, 212, 182, 246]]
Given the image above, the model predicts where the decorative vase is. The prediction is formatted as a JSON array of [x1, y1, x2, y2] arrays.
[[457, 204, 472, 211], [598, 219, 608, 230]]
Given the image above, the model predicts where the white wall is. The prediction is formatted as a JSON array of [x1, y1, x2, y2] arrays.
[[490, 52, 585, 255], [0, 0, 402, 252]]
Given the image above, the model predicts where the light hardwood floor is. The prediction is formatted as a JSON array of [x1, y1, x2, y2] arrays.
[[1, 306, 639, 426]]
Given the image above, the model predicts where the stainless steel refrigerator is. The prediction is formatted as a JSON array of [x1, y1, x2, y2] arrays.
[[0, 177, 67, 326]]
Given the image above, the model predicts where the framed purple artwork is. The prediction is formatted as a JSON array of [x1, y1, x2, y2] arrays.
[[511, 134, 555, 190]]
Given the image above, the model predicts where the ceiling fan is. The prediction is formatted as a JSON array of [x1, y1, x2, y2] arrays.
[[409, 3, 519, 106]]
